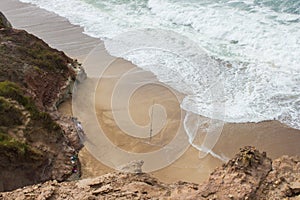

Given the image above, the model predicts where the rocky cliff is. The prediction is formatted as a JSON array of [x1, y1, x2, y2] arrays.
[[0, 12, 85, 192], [1, 146, 299, 200], [0, 12, 11, 29]]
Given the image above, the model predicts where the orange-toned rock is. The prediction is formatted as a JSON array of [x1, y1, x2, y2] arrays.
[[1, 147, 299, 199]]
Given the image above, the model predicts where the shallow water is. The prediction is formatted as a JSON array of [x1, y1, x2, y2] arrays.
[[2, 0, 298, 182], [18, 0, 300, 131]]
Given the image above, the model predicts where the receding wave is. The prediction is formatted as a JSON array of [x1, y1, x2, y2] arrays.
[[18, 0, 300, 130]]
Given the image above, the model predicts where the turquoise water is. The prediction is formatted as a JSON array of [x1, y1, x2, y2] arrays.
[[19, 0, 300, 131]]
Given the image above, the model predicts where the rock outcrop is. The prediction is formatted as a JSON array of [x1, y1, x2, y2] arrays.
[[0, 19, 86, 110], [1, 147, 299, 199], [0, 12, 85, 192], [0, 12, 11, 28], [194, 146, 272, 199]]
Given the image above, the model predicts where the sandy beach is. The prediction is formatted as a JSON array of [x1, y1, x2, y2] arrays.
[[1, 0, 300, 184]]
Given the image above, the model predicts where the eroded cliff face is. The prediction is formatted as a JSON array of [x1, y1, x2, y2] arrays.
[[1, 147, 299, 200], [0, 12, 11, 29], [0, 22, 85, 110], [0, 12, 85, 192]]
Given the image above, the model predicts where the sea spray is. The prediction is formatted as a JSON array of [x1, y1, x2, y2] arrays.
[[105, 28, 226, 159], [18, 0, 300, 130]]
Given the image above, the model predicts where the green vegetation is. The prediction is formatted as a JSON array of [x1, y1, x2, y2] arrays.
[[0, 13, 76, 191], [0, 97, 23, 127], [37, 111, 62, 132], [0, 132, 43, 161], [17, 44, 67, 73], [0, 81, 28, 106], [0, 81, 59, 162], [0, 132, 28, 155], [0, 81, 40, 119], [0, 28, 74, 86], [33, 66, 42, 72], [0, 19, 3, 28], [0, 12, 12, 28], [0, 81, 62, 133]]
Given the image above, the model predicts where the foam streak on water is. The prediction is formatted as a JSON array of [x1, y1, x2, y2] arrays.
[[18, 0, 300, 130]]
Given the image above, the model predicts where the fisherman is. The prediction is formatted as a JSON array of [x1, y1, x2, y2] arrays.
[[71, 155, 77, 161], [77, 122, 83, 131], [72, 166, 78, 173]]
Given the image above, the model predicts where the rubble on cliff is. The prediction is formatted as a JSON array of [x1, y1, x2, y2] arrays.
[[1, 147, 299, 200]]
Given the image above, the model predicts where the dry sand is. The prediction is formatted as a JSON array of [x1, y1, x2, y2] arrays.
[[1, 0, 300, 184]]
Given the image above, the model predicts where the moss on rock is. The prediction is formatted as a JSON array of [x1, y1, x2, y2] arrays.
[[0, 97, 23, 127], [0, 81, 62, 133], [0, 132, 41, 159]]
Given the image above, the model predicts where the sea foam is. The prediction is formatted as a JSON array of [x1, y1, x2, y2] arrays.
[[19, 0, 300, 131]]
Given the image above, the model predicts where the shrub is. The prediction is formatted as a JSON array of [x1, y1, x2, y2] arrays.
[[0, 97, 23, 127]]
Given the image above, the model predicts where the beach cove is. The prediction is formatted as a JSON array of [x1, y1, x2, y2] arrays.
[[1, 0, 300, 184]]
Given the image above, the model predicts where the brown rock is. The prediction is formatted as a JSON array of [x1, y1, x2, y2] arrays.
[[118, 160, 144, 174], [192, 146, 272, 200], [0, 13, 85, 192], [1, 147, 299, 199]]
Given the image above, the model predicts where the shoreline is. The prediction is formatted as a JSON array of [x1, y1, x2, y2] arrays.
[[1, 0, 300, 184]]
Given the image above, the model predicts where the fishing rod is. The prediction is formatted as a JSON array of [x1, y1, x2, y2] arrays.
[[149, 100, 155, 141]]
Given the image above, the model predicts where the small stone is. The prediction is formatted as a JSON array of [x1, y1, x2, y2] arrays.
[[230, 40, 239, 44], [289, 181, 300, 194], [92, 185, 113, 195], [52, 180, 58, 185], [118, 160, 144, 174]]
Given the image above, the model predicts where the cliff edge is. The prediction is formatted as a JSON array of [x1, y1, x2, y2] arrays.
[[1, 146, 299, 200], [0, 12, 85, 192], [0, 12, 11, 29]]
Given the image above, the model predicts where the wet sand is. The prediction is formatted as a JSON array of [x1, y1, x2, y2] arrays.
[[1, 0, 300, 184]]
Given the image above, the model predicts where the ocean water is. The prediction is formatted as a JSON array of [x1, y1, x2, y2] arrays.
[[18, 0, 300, 131]]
